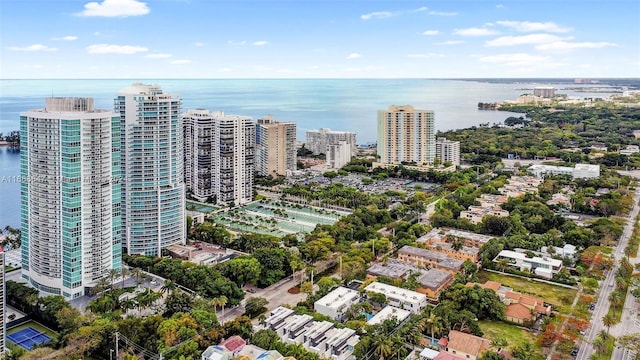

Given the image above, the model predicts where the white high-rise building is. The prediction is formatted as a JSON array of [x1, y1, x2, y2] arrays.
[[377, 105, 435, 165], [214, 113, 255, 206], [435, 137, 461, 166], [20, 97, 121, 299], [184, 110, 255, 206], [327, 141, 352, 169], [305, 128, 356, 155], [115, 84, 186, 256], [256, 116, 296, 177], [184, 109, 215, 202]]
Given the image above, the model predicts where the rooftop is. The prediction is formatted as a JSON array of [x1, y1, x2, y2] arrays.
[[416, 268, 453, 290], [367, 306, 412, 325], [398, 245, 464, 271], [314, 286, 360, 310], [364, 281, 427, 304], [447, 330, 491, 357]]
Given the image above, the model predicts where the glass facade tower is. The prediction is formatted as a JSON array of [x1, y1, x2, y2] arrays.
[[115, 83, 186, 256], [20, 97, 121, 299]]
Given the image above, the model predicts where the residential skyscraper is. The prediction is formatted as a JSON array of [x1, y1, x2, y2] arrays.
[[183, 109, 255, 206], [377, 105, 435, 165], [213, 113, 255, 206], [255, 116, 296, 177], [184, 109, 215, 202], [327, 141, 352, 169], [115, 84, 185, 256], [305, 128, 356, 155], [20, 97, 121, 299], [435, 137, 461, 166]]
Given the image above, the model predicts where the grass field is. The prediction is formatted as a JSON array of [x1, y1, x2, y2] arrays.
[[478, 271, 578, 313], [478, 320, 542, 352]]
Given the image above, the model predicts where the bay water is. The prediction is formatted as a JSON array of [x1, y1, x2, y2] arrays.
[[0, 78, 620, 228]]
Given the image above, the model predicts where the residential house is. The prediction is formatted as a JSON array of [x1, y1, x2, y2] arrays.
[[442, 330, 491, 360]]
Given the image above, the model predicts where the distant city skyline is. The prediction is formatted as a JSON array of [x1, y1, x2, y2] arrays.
[[1, 0, 638, 79]]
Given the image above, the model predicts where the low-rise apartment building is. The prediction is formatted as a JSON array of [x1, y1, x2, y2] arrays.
[[314, 286, 360, 321], [366, 306, 412, 325], [367, 260, 454, 299], [494, 249, 563, 279], [364, 281, 428, 313], [263, 307, 359, 360], [459, 205, 510, 224], [397, 245, 464, 273]]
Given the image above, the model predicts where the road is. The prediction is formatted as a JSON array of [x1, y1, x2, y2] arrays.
[[576, 187, 640, 360], [218, 270, 307, 323]]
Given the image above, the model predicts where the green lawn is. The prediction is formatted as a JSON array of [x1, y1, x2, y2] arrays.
[[478, 320, 542, 352], [478, 271, 578, 314]]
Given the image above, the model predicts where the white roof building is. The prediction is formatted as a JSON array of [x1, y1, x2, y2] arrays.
[[367, 306, 412, 325], [314, 286, 361, 320], [528, 163, 599, 179], [494, 250, 563, 279], [364, 282, 428, 313]]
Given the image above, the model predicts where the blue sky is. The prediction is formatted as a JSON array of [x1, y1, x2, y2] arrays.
[[1, 0, 638, 78]]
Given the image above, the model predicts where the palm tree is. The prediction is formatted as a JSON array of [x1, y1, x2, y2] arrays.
[[608, 291, 623, 312], [496, 258, 510, 273], [121, 298, 136, 313], [132, 268, 143, 286], [94, 277, 111, 296], [372, 335, 394, 360], [426, 312, 442, 344], [161, 280, 177, 295], [602, 313, 616, 335], [120, 267, 130, 289], [109, 268, 121, 290], [218, 295, 228, 320], [592, 334, 606, 355]]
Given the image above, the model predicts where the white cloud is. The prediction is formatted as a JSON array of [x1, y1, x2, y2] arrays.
[[144, 53, 172, 58], [486, 34, 567, 46], [193, 42, 205, 47], [8, 44, 58, 52], [496, 4, 505, 9], [453, 27, 499, 36], [422, 30, 440, 36], [253, 41, 269, 46], [170, 59, 191, 65], [428, 11, 458, 16], [407, 53, 445, 58], [434, 40, 464, 46], [77, 0, 150, 17], [52, 35, 78, 41], [227, 40, 247, 46], [361, 11, 393, 20], [536, 41, 617, 51], [86, 44, 147, 54], [346, 53, 361, 59], [361, 6, 427, 20], [496, 20, 572, 33], [478, 53, 550, 66]]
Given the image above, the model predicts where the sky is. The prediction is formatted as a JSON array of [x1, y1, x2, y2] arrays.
[[1, 0, 639, 79]]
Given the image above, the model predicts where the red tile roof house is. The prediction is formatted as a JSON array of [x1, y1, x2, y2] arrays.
[[440, 330, 491, 360]]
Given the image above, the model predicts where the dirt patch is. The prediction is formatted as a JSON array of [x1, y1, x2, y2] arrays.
[[288, 286, 300, 294]]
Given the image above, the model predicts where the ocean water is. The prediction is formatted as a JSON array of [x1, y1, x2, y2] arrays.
[[0, 78, 621, 228]]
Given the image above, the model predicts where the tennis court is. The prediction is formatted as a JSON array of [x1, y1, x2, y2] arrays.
[[7, 326, 51, 350]]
